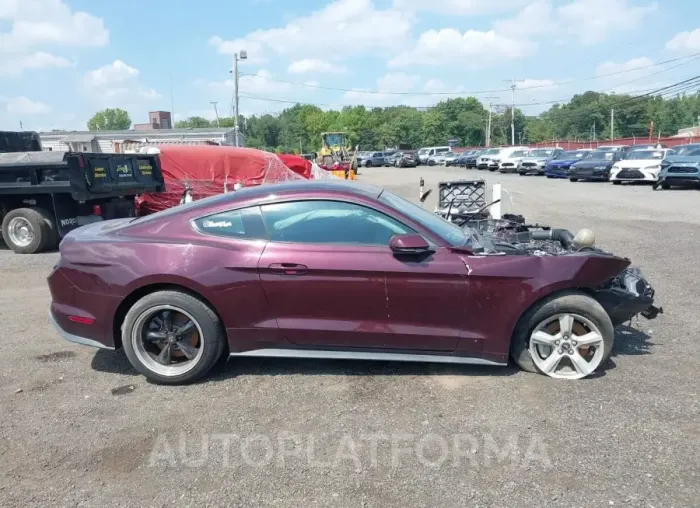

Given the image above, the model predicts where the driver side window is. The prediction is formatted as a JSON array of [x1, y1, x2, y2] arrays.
[[260, 200, 414, 246]]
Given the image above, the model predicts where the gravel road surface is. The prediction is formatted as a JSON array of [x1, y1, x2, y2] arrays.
[[1, 167, 698, 507]]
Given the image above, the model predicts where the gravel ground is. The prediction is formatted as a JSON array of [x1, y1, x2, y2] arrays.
[[1, 167, 698, 507]]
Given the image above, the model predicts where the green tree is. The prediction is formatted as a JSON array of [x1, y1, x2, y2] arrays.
[[175, 116, 212, 128], [87, 108, 131, 131]]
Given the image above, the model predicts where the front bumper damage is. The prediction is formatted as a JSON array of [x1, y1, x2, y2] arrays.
[[463, 215, 663, 325]]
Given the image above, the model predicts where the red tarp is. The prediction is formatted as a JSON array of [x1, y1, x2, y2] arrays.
[[277, 154, 312, 179], [136, 145, 303, 215]]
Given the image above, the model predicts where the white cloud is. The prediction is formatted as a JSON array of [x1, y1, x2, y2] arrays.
[[594, 57, 658, 94], [392, 0, 528, 16], [389, 28, 536, 68], [209, 0, 414, 62], [208, 36, 267, 64], [0, 0, 108, 51], [84, 60, 161, 103], [517, 78, 557, 91], [666, 29, 700, 53], [377, 72, 420, 91], [0, 0, 107, 77], [493, 0, 554, 38], [2, 96, 51, 115], [556, 0, 657, 45], [204, 69, 292, 96], [288, 59, 347, 74], [0, 51, 73, 77]]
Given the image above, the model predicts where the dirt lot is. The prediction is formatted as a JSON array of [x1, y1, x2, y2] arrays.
[[1, 167, 699, 507]]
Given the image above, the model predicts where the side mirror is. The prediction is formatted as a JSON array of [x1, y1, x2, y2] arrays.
[[389, 234, 433, 255]]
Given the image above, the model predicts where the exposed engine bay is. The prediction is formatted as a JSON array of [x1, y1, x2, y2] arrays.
[[462, 214, 663, 325]]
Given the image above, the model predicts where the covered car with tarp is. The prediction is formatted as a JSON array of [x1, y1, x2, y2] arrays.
[[136, 145, 311, 215]]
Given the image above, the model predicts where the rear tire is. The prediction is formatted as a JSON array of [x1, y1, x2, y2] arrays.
[[569, 177, 578, 182], [1, 207, 49, 254], [510, 292, 614, 379], [121, 291, 226, 384], [34, 208, 59, 250], [612, 180, 621, 185]]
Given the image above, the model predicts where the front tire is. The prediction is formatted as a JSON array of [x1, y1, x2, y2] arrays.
[[122, 291, 226, 384], [510, 292, 614, 380], [612, 180, 621, 185], [569, 177, 578, 182]]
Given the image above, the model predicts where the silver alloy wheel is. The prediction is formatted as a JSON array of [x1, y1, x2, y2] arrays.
[[8, 217, 34, 248], [131, 305, 205, 377], [529, 313, 605, 380]]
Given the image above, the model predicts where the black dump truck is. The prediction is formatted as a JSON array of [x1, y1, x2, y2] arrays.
[[0, 131, 165, 254]]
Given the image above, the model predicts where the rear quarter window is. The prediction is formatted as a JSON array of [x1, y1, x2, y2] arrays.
[[192, 207, 267, 240]]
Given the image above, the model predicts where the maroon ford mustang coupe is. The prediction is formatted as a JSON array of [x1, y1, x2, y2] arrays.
[[48, 180, 660, 383]]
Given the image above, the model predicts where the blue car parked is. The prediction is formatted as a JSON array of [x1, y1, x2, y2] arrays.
[[544, 150, 593, 178], [654, 148, 700, 190]]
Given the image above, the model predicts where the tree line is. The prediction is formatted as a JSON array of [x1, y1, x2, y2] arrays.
[[87, 91, 700, 152]]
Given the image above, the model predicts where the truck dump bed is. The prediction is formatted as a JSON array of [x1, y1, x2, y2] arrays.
[[0, 151, 165, 201]]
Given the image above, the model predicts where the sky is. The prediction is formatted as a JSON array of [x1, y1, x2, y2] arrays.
[[1, 0, 699, 132]]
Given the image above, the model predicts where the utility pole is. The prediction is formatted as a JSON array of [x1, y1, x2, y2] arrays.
[[510, 79, 516, 145], [485, 95, 499, 147], [211, 102, 220, 127], [19, 120, 23, 130], [610, 108, 614, 140], [230, 50, 247, 147]]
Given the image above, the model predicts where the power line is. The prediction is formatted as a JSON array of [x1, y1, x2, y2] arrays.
[[239, 52, 700, 96]]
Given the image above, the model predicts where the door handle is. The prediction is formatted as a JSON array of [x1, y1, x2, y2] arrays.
[[268, 263, 308, 275]]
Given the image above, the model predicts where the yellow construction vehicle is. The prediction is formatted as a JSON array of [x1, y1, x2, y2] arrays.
[[317, 132, 357, 180]]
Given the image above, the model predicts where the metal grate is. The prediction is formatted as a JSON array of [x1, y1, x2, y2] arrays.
[[668, 166, 699, 174], [434, 180, 487, 220]]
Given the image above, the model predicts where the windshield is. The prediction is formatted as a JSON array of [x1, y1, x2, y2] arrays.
[[511, 150, 529, 157], [418, 148, 429, 155], [379, 190, 475, 247], [675, 144, 700, 155], [587, 151, 615, 161], [444, 152, 458, 158], [484, 148, 500, 155], [559, 151, 588, 159], [529, 149, 553, 157], [626, 150, 665, 160]]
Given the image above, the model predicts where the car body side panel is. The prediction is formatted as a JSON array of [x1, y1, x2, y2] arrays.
[[457, 254, 630, 357], [52, 230, 280, 350]]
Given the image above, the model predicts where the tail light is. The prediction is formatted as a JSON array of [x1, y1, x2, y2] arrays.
[[93, 204, 102, 216]]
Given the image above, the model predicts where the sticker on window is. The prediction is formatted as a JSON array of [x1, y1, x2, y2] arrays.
[[604, 152, 613, 160]]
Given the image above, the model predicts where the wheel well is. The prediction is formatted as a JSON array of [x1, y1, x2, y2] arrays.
[[112, 283, 225, 350], [509, 287, 595, 341]]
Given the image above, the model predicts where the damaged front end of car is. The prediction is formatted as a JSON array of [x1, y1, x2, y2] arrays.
[[463, 214, 664, 326]]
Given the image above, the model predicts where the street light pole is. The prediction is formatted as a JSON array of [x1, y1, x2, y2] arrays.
[[231, 50, 247, 147]]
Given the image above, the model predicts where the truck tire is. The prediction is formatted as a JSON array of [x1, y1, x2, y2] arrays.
[[1, 208, 49, 254], [34, 207, 59, 250]]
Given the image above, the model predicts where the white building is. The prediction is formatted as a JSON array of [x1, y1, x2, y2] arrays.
[[38, 128, 244, 153]]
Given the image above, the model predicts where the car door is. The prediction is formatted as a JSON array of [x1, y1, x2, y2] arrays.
[[256, 199, 468, 352]]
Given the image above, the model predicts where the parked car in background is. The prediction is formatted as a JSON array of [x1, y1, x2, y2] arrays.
[[489, 146, 529, 172], [394, 152, 418, 167], [672, 143, 700, 156], [427, 152, 454, 166], [596, 145, 630, 155], [438, 152, 461, 166], [627, 144, 667, 152], [461, 150, 485, 168], [417, 146, 451, 165], [498, 149, 531, 173], [518, 147, 564, 175], [383, 150, 398, 166], [569, 150, 624, 182], [448, 150, 481, 167], [655, 148, 700, 190], [362, 152, 388, 167], [476, 148, 502, 170], [609, 148, 674, 184], [544, 150, 592, 178]]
